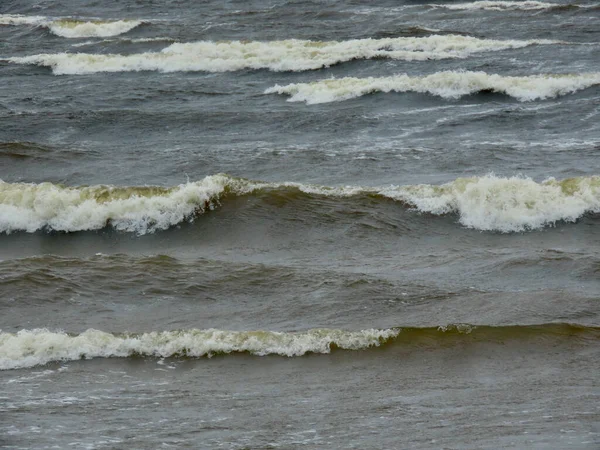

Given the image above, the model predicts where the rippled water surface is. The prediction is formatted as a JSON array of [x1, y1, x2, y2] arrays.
[[1, 0, 599, 448]]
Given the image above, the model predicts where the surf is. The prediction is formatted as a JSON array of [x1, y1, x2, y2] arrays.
[[1, 323, 596, 370], [0, 14, 142, 38], [1, 174, 599, 234], [5, 35, 560, 74], [265, 71, 600, 104]]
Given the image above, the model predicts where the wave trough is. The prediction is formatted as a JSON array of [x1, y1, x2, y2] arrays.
[[5, 35, 558, 74], [0, 14, 142, 38], [265, 71, 600, 104], [1, 174, 599, 233]]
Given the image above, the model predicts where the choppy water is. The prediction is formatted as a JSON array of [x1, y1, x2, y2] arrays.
[[1, 0, 599, 448]]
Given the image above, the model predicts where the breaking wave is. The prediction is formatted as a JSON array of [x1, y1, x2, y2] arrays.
[[265, 71, 600, 104], [1, 324, 595, 370], [4, 35, 559, 74], [0, 327, 398, 370], [0, 174, 243, 234], [430, 1, 597, 10], [0, 14, 142, 38], [1, 174, 599, 234]]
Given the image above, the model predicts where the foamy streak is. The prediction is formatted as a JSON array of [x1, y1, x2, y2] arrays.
[[431, 1, 591, 10], [0, 328, 398, 370], [1, 175, 599, 233], [0, 14, 47, 26], [71, 37, 176, 47], [265, 71, 600, 104], [5, 35, 557, 74], [0, 14, 141, 38]]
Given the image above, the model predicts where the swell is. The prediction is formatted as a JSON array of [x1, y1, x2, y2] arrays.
[[3, 35, 560, 74], [1, 174, 599, 234], [1, 323, 597, 370], [265, 71, 600, 104], [0, 14, 142, 38], [0, 141, 87, 161]]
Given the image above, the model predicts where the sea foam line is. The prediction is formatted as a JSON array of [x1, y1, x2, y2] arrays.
[[265, 71, 600, 104], [1, 324, 595, 370], [0, 14, 142, 38], [429, 1, 594, 10], [4, 35, 560, 74], [1, 174, 599, 234], [0, 328, 399, 370]]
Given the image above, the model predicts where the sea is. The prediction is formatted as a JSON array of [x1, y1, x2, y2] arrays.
[[0, 0, 599, 448]]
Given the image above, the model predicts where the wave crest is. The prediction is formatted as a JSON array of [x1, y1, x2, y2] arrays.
[[1, 174, 598, 234], [0, 174, 252, 234], [1, 324, 595, 370], [265, 71, 600, 104], [430, 1, 587, 10], [0, 328, 399, 370], [5, 35, 558, 74], [0, 14, 142, 38]]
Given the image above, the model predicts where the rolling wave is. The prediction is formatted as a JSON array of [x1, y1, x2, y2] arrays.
[[430, 1, 594, 10], [4, 35, 559, 74], [1, 324, 595, 370], [265, 71, 600, 104], [71, 37, 177, 48], [0, 14, 142, 38], [1, 174, 599, 234]]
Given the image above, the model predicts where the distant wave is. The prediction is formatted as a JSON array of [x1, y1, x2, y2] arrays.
[[1, 324, 595, 370], [266, 71, 600, 104], [429, 1, 594, 10], [0, 14, 142, 38], [4, 35, 560, 74], [71, 37, 177, 47], [1, 174, 599, 233]]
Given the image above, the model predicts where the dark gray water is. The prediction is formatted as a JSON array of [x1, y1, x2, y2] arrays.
[[1, 0, 599, 448]]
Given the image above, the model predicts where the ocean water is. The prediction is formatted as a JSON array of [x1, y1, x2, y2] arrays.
[[1, 0, 599, 448]]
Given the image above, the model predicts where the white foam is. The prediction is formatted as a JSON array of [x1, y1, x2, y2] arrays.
[[0, 328, 399, 370], [1, 174, 598, 233], [71, 37, 176, 47], [0, 14, 47, 26], [277, 175, 600, 232], [0, 14, 142, 38], [0, 174, 262, 234], [48, 19, 142, 38], [431, 1, 567, 10], [265, 71, 600, 104], [6, 35, 558, 74], [376, 175, 600, 232]]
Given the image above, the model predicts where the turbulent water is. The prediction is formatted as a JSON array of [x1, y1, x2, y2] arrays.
[[1, 0, 599, 449]]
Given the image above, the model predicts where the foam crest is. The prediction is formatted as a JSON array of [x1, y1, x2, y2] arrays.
[[0, 14, 47, 26], [0, 174, 261, 234], [265, 71, 600, 104], [0, 328, 399, 370], [378, 175, 600, 232], [279, 175, 600, 231], [0, 14, 142, 38], [1, 175, 598, 233], [6, 35, 557, 74], [431, 1, 583, 10], [47, 19, 142, 38]]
